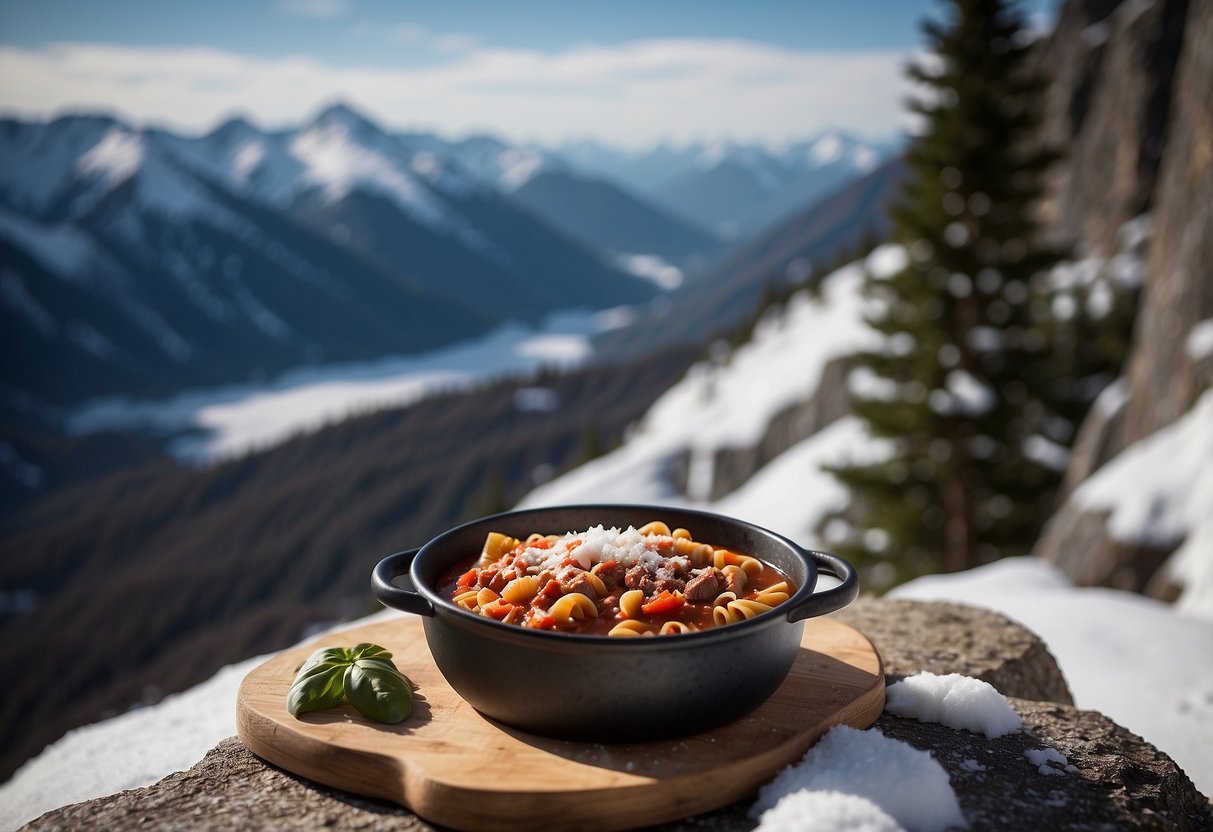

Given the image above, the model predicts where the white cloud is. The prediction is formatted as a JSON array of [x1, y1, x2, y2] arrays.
[[0, 39, 912, 146], [275, 0, 351, 19], [384, 22, 480, 54]]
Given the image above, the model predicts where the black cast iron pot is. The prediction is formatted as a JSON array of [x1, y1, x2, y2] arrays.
[[371, 504, 858, 741]]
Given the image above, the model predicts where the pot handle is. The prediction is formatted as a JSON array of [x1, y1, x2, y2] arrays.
[[371, 548, 436, 617], [786, 550, 859, 622]]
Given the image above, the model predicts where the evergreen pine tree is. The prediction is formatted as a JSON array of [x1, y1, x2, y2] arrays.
[[828, 0, 1071, 577]]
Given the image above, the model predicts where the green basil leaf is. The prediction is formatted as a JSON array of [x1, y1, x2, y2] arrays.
[[344, 659, 412, 724], [296, 646, 354, 678], [286, 662, 347, 717], [351, 643, 394, 664]]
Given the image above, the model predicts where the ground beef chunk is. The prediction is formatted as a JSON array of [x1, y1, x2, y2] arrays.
[[655, 577, 686, 594], [684, 570, 720, 603], [653, 566, 685, 594], [721, 568, 746, 595], [596, 561, 621, 590], [624, 565, 649, 590], [563, 571, 596, 598]]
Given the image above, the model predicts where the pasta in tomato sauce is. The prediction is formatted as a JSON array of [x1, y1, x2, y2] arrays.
[[437, 522, 796, 636]]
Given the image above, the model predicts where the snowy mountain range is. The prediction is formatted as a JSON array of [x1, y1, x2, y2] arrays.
[[0, 105, 895, 417], [0, 106, 661, 412], [558, 132, 899, 239]]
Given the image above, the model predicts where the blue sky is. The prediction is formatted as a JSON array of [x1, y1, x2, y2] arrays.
[[0, 0, 1057, 146]]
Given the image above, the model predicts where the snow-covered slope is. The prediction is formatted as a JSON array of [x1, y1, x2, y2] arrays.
[[1071, 386, 1213, 619], [519, 244, 904, 546]]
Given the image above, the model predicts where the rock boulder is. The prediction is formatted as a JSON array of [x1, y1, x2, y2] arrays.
[[24, 599, 1209, 831]]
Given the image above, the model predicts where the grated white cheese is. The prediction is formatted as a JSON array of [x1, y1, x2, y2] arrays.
[[511, 525, 683, 576]]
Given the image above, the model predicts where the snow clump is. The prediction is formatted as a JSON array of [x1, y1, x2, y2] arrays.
[[884, 672, 1022, 739], [751, 725, 965, 832], [1024, 747, 1078, 776], [754, 790, 904, 832]]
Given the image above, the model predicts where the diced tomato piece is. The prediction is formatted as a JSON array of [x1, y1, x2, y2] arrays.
[[567, 539, 582, 550], [642, 590, 685, 616], [485, 602, 516, 620], [600, 560, 616, 571], [456, 568, 478, 588], [521, 606, 557, 629], [542, 579, 563, 598], [531, 538, 552, 549], [559, 554, 578, 568]]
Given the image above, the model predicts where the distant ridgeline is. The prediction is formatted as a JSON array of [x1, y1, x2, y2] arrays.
[[0, 107, 896, 421], [0, 107, 661, 416]]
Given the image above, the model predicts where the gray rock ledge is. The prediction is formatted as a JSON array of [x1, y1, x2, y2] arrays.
[[23, 599, 1210, 831]]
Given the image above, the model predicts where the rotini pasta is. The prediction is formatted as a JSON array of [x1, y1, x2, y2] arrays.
[[619, 589, 645, 619], [712, 598, 774, 626], [549, 592, 597, 621], [608, 619, 650, 637], [659, 621, 695, 635], [501, 575, 540, 604]]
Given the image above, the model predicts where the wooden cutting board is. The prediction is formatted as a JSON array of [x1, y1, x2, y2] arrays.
[[236, 615, 884, 831]]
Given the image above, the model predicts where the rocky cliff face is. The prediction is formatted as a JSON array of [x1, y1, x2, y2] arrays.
[[1119, 0, 1213, 446], [1036, 0, 1213, 600], [1037, 0, 1190, 259]]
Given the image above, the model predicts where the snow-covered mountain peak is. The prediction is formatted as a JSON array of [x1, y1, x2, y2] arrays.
[[808, 133, 846, 165], [692, 140, 787, 176], [75, 127, 144, 187], [783, 132, 885, 174], [421, 134, 565, 192], [407, 149, 481, 197], [297, 108, 395, 159], [850, 145, 879, 172], [203, 116, 264, 150], [288, 118, 452, 227], [694, 140, 738, 169], [307, 102, 385, 139], [56, 124, 236, 225], [497, 146, 553, 190], [129, 143, 235, 221], [688, 141, 786, 196], [0, 116, 121, 215]]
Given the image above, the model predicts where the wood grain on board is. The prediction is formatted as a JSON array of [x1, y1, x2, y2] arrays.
[[237, 615, 884, 831]]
